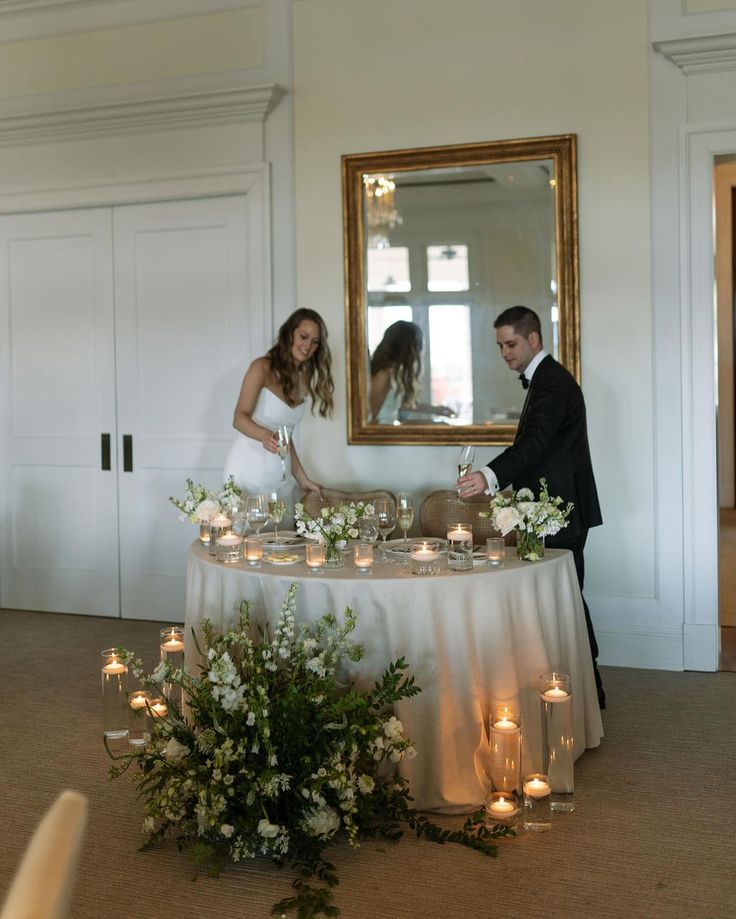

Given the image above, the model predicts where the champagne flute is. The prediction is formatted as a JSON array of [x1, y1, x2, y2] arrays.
[[397, 492, 414, 545], [245, 493, 268, 537], [268, 491, 286, 543], [374, 497, 396, 557], [276, 425, 292, 481], [458, 445, 475, 479]]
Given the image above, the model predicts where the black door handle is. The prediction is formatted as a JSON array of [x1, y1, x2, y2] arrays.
[[101, 433, 111, 470], [123, 435, 133, 472]]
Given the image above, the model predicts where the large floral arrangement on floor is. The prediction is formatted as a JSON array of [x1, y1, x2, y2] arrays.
[[294, 501, 374, 563], [107, 585, 508, 917], [487, 478, 573, 561], [169, 476, 242, 524]]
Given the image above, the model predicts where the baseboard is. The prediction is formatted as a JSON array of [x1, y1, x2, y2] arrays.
[[597, 625, 684, 671], [683, 622, 719, 671]]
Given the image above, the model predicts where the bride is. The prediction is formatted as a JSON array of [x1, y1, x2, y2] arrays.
[[223, 309, 334, 508]]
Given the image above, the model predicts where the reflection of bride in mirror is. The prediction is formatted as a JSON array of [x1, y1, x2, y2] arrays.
[[369, 320, 455, 424]]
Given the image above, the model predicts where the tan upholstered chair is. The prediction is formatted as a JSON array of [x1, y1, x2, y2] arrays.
[[299, 488, 396, 518], [419, 490, 515, 545], [1, 790, 88, 919]]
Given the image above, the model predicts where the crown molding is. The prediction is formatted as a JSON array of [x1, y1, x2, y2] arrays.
[[0, 71, 284, 146], [0, 0, 260, 43], [653, 32, 736, 74]]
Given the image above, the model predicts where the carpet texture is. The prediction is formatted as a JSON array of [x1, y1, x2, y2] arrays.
[[1, 608, 735, 919]]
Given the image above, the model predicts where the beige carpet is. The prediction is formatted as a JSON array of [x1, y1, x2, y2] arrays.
[[720, 508, 736, 627], [1, 608, 735, 919]]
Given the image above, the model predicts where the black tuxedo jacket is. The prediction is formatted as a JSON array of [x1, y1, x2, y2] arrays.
[[487, 354, 602, 545]]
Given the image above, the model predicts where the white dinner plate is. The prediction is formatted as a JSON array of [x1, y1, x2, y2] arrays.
[[265, 552, 303, 566], [383, 538, 448, 560], [259, 532, 305, 549]]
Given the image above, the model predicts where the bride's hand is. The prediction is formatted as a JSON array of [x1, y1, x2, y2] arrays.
[[261, 430, 278, 453], [300, 478, 324, 500]]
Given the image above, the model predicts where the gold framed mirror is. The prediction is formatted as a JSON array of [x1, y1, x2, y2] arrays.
[[342, 134, 579, 445]]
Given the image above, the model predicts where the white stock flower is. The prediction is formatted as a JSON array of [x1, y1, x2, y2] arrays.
[[221, 823, 234, 838], [162, 738, 190, 762], [302, 805, 340, 839], [494, 506, 521, 535], [143, 815, 155, 833], [257, 819, 280, 839], [516, 488, 534, 501], [383, 716, 404, 740]]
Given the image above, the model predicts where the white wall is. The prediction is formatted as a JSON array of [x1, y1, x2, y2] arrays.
[[293, 0, 657, 665]]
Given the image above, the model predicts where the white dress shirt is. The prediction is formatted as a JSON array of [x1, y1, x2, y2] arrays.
[[480, 349, 548, 494]]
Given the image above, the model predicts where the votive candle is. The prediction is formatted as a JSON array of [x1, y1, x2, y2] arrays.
[[306, 543, 326, 572], [244, 537, 262, 567], [353, 543, 374, 574]]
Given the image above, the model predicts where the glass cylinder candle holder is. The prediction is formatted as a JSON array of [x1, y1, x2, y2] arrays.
[[305, 542, 325, 573], [353, 542, 374, 575], [160, 626, 184, 709], [410, 540, 440, 576], [100, 649, 128, 739], [148, 697, 168, 720], [216, 533, 244, 564], [539, 672, 574, 812], [484, 791, 520, 827], [522, 773, 552, 832], [128, 689, 151, 747], [486, 537, 505, 568], [244, 537, 263, 568], [208, 513, 232, 556], [447, 524, 473, 571], [198, 523, 211, 547], [489, 705, 521, 797]]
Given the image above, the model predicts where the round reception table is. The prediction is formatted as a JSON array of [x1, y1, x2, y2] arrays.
[[185, 542, 604, 814]]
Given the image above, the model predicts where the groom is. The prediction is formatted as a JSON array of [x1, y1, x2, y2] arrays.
[[456, 305, 605, 708]]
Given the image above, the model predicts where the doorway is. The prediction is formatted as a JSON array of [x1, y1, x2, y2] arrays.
[[0, 194, 265, 621], [715, 158, 736, 671]]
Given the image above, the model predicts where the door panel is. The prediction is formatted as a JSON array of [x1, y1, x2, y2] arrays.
[[113, 196, 259, 621], [0, 209, 119, 615]]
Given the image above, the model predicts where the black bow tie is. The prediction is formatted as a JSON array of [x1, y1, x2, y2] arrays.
[[518, 373, 529, 390]]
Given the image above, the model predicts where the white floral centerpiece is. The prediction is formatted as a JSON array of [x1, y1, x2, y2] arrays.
[[169, 476, 243, 524], [486, 478, 573, 561], [294, 500, 375, 569], [106, 584, 508, 917]]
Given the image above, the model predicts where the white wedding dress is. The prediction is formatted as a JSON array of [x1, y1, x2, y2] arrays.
[[223, 388, 306, 507]]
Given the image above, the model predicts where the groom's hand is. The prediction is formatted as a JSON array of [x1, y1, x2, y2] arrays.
[[456, 470, 486, 497]]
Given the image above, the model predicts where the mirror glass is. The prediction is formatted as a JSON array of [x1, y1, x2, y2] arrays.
[[342, 136, 579, 445]]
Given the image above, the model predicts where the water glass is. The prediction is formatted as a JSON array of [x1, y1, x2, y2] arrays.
[[486, 537, 505, 567]]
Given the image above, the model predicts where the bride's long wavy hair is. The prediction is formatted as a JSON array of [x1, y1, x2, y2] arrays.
[[266, 308, 334, 417], [370, 320, 423, 408]]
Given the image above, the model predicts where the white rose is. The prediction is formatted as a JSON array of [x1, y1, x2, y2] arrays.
[[357, 775, 375, 794], [516, 488, 534, 501], [494, 506, 521, 535], [194, 499, 220, 523], [383, 716, 404, 740], [404, 745, 417, 760], [257, 819, 280, 839], [302, 805, 340, 839], [516, 501, 535, 518], [221, 823, 234, 838]]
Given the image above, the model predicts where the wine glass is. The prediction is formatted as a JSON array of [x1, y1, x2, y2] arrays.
[[458, 445, 475, 479], [245, 493, 269, 537], [276, 425, 292, 481], [396, 492, 414, 545], [358, 512, 379, 546], [374, 497, 396, 557], [268, 491, 286, 542]]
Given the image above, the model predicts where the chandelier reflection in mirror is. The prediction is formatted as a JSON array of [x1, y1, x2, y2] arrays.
[[363, 174, 402, 249]]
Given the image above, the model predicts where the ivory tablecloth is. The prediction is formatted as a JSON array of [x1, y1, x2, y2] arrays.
[[185, 543, 603, 813]]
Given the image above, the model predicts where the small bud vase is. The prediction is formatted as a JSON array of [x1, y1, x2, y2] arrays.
[[324, 542, 345, 569], [516, 531, 544, 561]]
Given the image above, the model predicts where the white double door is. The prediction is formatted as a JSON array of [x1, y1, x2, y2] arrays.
[[0, 196, 266, 620]]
